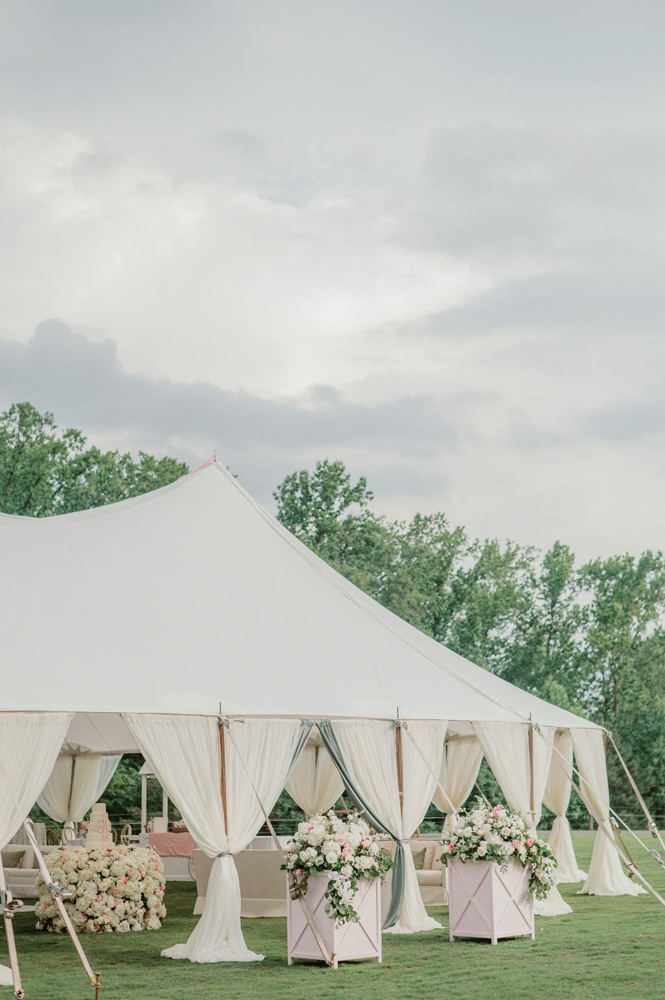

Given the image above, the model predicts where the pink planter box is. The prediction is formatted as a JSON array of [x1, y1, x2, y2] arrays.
[[287, 873, 382, 968], [448, 858, 534, 945]]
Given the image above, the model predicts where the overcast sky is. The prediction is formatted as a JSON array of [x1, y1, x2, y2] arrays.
[[1, 0, 664, 560]]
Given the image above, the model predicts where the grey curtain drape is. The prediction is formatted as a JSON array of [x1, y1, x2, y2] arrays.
[[317, 719, 405, 929]]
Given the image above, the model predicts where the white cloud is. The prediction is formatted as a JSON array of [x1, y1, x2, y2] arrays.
[[1, 1, 665, 562]]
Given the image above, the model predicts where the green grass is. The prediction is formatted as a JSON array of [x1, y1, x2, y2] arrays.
[[3, 834, 665, 1000]]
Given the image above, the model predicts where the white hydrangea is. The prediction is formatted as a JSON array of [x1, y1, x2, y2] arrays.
[[35, 845, 166, 934]]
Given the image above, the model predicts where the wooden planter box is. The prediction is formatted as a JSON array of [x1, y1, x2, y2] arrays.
[[287, 873, 382, 967], [448, 857, 534, 945]]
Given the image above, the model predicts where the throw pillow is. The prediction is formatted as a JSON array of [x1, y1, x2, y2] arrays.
[[2, 850, 25, 869], [412, 847, 426, 870]]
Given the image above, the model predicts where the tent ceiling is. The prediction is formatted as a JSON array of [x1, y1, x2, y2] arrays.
[[0, 462, 599, 738]]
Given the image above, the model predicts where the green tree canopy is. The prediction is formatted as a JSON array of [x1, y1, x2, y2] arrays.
[[0, 402, 189, 516], [275, 459, 665, 825]]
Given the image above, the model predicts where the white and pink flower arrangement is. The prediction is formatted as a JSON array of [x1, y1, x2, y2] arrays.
[[440, 801, 558, 900], [35, 844, 166, 933], [281, 810, 393, 925]]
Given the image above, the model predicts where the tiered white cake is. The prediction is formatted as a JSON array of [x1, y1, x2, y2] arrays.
[[85, 803, 113, 850]]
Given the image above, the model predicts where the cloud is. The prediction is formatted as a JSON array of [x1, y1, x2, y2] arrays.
[[584, 387, 665, 443], [393, 266, 665, 341], [0, 321, 457, 504]]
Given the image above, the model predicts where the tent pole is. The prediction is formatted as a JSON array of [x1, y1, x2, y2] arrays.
[[528, 725, 535, 825], [64, 755, 77, 843], [219, 722, 229, 835], [140, 774, 147, 834], [162, 788, 169, 826], [395, 711, 404, 815]]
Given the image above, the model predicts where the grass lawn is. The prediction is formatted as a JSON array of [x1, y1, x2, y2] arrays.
[[3, 833, 665, 1000]]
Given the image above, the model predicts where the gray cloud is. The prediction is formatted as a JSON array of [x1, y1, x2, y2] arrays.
[[400, 121, 665, 263], [584, 387, 665, 443], [0, 321, 457, 504], [399, 267, 665, 341]]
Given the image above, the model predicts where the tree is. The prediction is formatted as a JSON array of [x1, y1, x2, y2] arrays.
[[501, 542, 584, 710], [445, 538, 536, 673], [379, 513, 467, 636], [0, 402, 188, 516], [576, 552, 665, 817], [274, 459, 394, 594]]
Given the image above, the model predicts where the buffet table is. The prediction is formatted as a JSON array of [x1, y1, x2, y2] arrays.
[[148, 832, 196, 881], [148, 833, 196, 857]]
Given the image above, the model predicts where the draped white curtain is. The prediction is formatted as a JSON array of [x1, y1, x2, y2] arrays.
[[37, 754, 122, 837], [543, 732, 586, 883], [286, 742, 344, 815], [434, 738, 483, 832], [571, 729, 645, 897], [0, 712, 72, 988], [473, 721, 572, 916], [125, 714, 302, 962], [333, 718, 447, 935]]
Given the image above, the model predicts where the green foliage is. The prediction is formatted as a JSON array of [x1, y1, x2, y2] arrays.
[[0, 402, 188, 516], [275, 460, 665, 825]]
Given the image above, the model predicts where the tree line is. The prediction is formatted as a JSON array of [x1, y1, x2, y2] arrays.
[[5, 403, 663, 827], [274, 460, 665, 825]]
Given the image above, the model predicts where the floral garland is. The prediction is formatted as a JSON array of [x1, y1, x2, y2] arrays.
[[35, 844, 166, 933], [281, 811, 393, 925], [439, 801, 558, 900]]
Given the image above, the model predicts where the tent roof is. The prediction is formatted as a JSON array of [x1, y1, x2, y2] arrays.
[[0, 461, 598, 739]]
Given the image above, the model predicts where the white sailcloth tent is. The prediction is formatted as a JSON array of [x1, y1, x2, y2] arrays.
[[0, 460, 642, 962]]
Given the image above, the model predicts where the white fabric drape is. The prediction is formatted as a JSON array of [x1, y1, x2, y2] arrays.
[[571, 729, 645, 897], [543, 732, 586, 883], [473, 722, 572, 916], [286, 742, 344, 815], [434, 738, 483, 832], [125, 714, 302, 962], [94, 755, 122, 802], [0, 712, 72, 987], [333, 718, 447, 934], [37, 754, 122, 837]]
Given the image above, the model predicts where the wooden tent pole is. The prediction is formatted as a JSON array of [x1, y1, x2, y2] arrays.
[[67, 755, 77, 823], [219, 722, 228, 836], [528, 726, 535, 821], [395, 713, 404, 815]]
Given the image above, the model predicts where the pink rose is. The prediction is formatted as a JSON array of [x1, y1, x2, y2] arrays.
[[526, 839, 533, 847], [513, 840, 522, 849]]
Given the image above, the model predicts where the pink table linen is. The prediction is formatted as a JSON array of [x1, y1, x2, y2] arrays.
[[149, 832, 196, 858]]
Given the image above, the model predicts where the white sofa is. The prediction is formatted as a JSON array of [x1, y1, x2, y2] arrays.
[[1, 845, 60, 900], [192, 838, 446, 918], [193, 849, 287, 917], [378, 839, 446, 907]]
